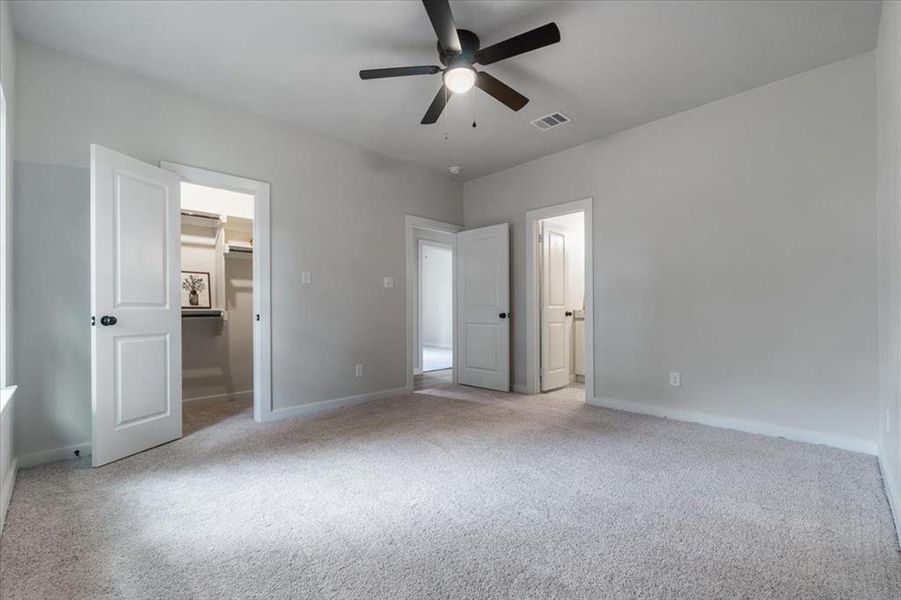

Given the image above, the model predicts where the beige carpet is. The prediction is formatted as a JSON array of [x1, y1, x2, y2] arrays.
[[1, 383, 899, 599]]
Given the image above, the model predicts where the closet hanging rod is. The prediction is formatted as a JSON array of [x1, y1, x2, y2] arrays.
[[180, 210, 220, 220]]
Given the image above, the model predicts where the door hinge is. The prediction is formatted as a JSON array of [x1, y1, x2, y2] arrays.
[[256, 314, 260, 322], [91, 316, 96, 326]]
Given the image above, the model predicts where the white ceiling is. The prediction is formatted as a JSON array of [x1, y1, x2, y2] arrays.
[[11, 1, 882, 180]]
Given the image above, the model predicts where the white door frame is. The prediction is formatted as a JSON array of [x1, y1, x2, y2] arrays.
[[160, 161, 273, 423], [525, 198, 594, 398], [405, 215, 462, 391]]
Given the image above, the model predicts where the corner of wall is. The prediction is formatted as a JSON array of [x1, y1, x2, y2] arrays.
[[875, 0, 901, 546]]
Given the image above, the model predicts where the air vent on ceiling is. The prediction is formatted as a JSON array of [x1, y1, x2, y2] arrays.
[[530, 112, 570, 131]]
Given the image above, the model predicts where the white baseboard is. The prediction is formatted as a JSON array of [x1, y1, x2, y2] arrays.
[[17, 388, 407, 466], [0, 457, 17, 533], [184, 390, 253, 408], [878, 451, 901, 547], [264, 386, 409, 423], [18, 442, 91, 469], [590, 397, 878, 455]]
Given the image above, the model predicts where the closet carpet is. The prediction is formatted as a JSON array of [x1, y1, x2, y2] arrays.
[[1, 384, 899, 599]]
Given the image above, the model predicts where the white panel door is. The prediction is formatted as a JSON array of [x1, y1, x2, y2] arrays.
[[541, 221, 571, 391], [91, 145, 182, 467], [456, 223, 510, 391]]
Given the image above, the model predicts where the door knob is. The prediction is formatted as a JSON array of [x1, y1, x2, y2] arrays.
[[499, 312, 507, 319], [565, 311, 573, 317], [100, 315, 118, 326]]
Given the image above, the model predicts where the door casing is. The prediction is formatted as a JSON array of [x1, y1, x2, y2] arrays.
[[160, 161, 273, 422], [405, 216, 462, 390], [525, 198, 594, 398]]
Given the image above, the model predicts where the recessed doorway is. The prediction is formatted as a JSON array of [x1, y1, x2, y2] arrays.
[[178, 182, 255, 429], [525, 199, 594, 400], [162, 161, 273, 423], [405, 216, 461, 391]]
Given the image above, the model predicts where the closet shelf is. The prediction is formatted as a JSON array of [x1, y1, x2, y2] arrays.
[[224, 242, 253, 256], [181, 210, 223, 230], [182, 308, 225, 318]]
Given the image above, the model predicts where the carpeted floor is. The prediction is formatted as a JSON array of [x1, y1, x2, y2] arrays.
[[1, 383, 899, 599], [413, 368, 453, 390]]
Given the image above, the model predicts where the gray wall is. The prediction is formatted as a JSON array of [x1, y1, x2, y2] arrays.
[[13, 41, 461, 458], [0, 0, 17, 527], [464, 53, 879, 445], [876, 0, 901, 530], [1, 0, 14, 386]]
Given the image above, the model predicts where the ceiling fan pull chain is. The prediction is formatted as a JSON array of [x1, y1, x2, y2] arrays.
[[472, 88, 477, 128], [444, 85, 449, 142]]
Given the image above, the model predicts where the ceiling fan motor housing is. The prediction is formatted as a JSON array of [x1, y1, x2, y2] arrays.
[[439, 29, 480, 68]]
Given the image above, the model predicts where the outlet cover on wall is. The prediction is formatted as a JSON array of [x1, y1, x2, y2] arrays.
[[355, 364, 364, 377], [669, 372, 681, 387], [301, 270, 312, 284], [383, 277, 394, 288]]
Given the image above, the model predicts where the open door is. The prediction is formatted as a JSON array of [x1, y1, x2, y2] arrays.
[[540, 221, 570, 391], [91, 145, 182, 466], [456, 223, 510, 391]]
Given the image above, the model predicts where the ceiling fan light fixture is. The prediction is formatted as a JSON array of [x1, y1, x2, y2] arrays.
[[444, 67, 476, 94]]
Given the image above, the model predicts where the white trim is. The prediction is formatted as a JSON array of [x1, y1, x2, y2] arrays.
[[0, 384, 15, 414], [183, 390, 253, 407], [18, 442, 92, 469], [525, 198, 594, 398], [405, 215, 462, 391], [0, 381, 15, 532], [590, 396, 878, 455], [0, 86, 9, 389], [261, 386, 408, 423], [160, 162, 273, 423], [0, 457, 16, 532], [879, 451, 901, 547]]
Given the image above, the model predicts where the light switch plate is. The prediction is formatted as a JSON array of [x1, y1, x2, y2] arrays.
[[669, 372, 681, 387], [383, 277, 394, 288]]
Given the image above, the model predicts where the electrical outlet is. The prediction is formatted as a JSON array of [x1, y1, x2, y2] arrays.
[[355, 363, 364, 377], [301, 271, 312, 284], [669, 372, 681, 387], [383, 277, 394, 288]]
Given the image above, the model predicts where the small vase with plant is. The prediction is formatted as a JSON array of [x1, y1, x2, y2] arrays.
[[182, 274, 207, 307]]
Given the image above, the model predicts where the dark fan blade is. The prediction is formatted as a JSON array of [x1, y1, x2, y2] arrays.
[[475, 72, 528, 111], [422, 0, 461, 54], [421, 85, 450, 124], [359, 65, 442, 80], [475, 22, 560, 65]]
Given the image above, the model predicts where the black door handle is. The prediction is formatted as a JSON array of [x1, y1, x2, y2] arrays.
[[499, 312, 507, 319], [565, 311, 573, 317], [100, 315, 118, 326]]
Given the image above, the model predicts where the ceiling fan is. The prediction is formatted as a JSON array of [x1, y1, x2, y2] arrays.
[[359, 0, 561, 124]]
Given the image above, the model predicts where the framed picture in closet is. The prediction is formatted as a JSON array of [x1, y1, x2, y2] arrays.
[[181, 271, 211, 309]]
